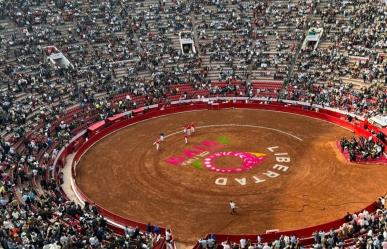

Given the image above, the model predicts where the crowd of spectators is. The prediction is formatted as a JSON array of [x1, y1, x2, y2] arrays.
[[201, 195, 386, 249], [340, 136, 385, 161], [284, 0, 386, 117], [312, 195, 387, 249], [207, 234, 300, 249], [0, 0, 386, 248]]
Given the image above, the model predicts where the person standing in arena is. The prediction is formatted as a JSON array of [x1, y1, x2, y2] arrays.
[[190, 122, 195, 134], [229, 200, 237, 214], [184, 124, 191, 136], [183, 124, 192, 144], [160, 132, 165, 142], [153, 138, 161, 151]]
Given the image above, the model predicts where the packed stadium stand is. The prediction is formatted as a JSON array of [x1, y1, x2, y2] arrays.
[[0, 0, 386, 248]]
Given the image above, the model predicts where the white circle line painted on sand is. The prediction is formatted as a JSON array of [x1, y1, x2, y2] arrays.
[[236, 108, 354, 132], [164, 124, 303, 141]]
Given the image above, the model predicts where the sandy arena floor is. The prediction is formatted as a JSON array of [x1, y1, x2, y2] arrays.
[[75, 109, 387, 243]]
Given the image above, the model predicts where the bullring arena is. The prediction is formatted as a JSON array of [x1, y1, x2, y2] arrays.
[[1, 0, 387, 248], [63, 101, 387, 246]]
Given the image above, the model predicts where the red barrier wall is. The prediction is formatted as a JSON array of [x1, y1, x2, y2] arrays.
[[58, 101, 384, 247]]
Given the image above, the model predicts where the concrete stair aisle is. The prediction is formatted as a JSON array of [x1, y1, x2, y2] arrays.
[[192, 0, 253, 81], [162, 0, 192, 52]]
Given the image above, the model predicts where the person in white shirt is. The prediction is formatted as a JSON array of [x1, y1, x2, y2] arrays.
[[257, 235, 262, 243], [262, 243, 271, 249], [165, 229, 172, 242], [229, 200, 237, 214], [240, 238, 246, 249], [207, 237, 215, 248], [198, 238, 207, 249], [153, 139, 161, 151]]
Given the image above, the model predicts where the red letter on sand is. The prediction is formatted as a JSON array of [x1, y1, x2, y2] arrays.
[[202, 140, 224, 151], [165, 155, 186, 166], [183, 149, 203, 158]]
